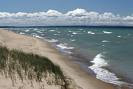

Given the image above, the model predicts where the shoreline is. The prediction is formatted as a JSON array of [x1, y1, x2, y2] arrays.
[[53, 42, 133, 87], [0, 28, 121, 89]]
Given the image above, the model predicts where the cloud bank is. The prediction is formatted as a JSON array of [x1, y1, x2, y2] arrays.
[[0, 8, 133, 26]]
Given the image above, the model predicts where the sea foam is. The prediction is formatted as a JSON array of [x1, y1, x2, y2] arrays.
[[49, 30, 55, 32], [102, 40, 110, 43], [19, 32, 25, 35], [103, 31, 112, 34], [72, 32, 78, 35], [89, 53, 124, 85], [57, 43, 74, 50], [25, 29, 30, 32], [88, 31, 95, 34], [35, 35, 43, 39], [56, 43, 74, 54], [117, 36, 121, 38]]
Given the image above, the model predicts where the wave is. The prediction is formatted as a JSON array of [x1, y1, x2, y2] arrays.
[[57, 43, 74, 50], [30, 33, 43, 39], [54, 34, 59, 36], [72, 32, 78, 35], [34, 35, 43, 39], [37, 30, 43, 33], [56, 43, 74, 54], [102, 40, 110, 43], [89, 53, 125, 85], [70, 39, 76, 42], [117, 36, 122, 38], [25, 29, 30, 32], [88, 31, 95, 34], [68, 30, 72, 33], [103, 31, 112, 34], [49, 30, 55, 32]]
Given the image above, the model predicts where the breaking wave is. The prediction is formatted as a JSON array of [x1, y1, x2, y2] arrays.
[[89, 53, 125, 85], [103, 31, 112, 34]]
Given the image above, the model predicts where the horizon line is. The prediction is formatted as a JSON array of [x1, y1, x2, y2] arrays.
[[0, 25, 133, 28]]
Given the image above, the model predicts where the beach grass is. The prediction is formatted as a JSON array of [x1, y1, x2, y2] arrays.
[[0, 46, 65, 83]]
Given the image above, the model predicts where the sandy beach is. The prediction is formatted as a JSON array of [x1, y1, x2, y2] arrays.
[[0, 28, 117, 89]]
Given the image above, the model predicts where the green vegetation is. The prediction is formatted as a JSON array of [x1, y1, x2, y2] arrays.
[[0, 46, 65, 84]]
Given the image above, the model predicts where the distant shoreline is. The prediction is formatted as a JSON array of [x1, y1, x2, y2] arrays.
[[1, 25, 133, 28]]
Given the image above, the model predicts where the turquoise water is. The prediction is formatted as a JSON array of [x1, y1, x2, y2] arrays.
[[9, 27, 133, 85]]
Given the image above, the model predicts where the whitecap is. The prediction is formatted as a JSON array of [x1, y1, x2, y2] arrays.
[[103, 31, 112, 34], [56, 43, 74, 50], [68, 31, 72, 32], [88, 31, 95, 34], [53, 34, 59, 36], [49, 30, 55, 32], [117, 36, 121, 38], [37, 30, 43, 33], [35, 35, 43, 39], [25, 29, 29, 32], [32, 33, 43, 39], [71, 39, 76, 42], [89, 53, 124, 85], [102, 40, 110, 43], [72, 32, 77, 35], [19, 32, 25, 35], [90, 53, 108, 67]]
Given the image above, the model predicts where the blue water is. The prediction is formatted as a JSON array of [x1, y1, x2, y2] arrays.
[[8, 27, 133, 85]]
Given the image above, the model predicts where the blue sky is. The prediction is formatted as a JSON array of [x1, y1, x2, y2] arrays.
[[0, 0, 133, 26], [0, 0, 133, 15]]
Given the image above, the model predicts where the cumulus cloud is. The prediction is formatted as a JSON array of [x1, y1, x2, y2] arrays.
[[0, 8, 133, 26], [65, 8, 88, 16]]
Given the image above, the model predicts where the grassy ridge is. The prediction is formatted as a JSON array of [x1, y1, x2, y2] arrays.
[[0, 46, 65, 83]]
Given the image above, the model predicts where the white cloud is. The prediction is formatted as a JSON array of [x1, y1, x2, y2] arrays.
[[65, 8, 88, 16], [0, 8, 133, 26], [46, 10, 62, 17]]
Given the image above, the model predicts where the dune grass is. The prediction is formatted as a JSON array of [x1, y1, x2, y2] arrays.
[[0, 46, 65, 83]]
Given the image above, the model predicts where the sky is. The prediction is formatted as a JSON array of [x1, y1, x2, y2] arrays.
[[0, 0, 133, 26]]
